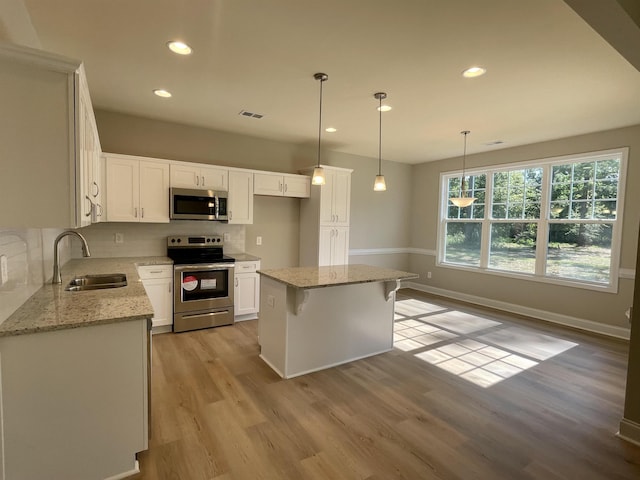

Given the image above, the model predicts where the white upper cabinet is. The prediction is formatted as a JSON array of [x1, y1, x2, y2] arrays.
[[170, 163, 228, 191], [104, 154, 170, 223], [254, 172, 310, 198], [0, 43, 101, 228], [228, 170, 254, 224], [318, 168, 351, 226], [78, 70, 103, 226]]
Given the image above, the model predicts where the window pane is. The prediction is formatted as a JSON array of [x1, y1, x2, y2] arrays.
[[594, 200, 617, 219], [572, 181, 594, 200], [552, 164, 571, 183], [572, 162, 594, 182], [444, 222, 482, 267], [595, 180, 617, 200], [489, 223, 537, 274], [570, 200, 593, 219], [596, 159, 619, 181], [546, 223, 612, 283], [447, 175, 485, 220], [550, 202, 569, 219], [492, 168, 542, 221]]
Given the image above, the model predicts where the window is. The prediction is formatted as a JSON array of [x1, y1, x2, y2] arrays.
[[439, 148, 627, 291]]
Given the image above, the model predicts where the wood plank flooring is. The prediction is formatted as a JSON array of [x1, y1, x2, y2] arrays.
[[130, 289, 640, 479]]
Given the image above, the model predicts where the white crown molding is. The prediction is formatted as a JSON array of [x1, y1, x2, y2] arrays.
[[403, 281, 630, 340]]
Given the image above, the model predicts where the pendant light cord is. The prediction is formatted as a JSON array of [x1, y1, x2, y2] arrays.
[[461, 130, 470, 193], [317, 76, 324, 168], [378, 95, 382, 176]]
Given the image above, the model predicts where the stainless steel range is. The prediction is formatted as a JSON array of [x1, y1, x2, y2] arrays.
[[167, 235, 235, 333]]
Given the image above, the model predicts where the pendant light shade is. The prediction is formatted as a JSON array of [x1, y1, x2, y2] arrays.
[[450, 130, 477, 207], [312, 72, 328, 185], [373, 92, 387, 191]]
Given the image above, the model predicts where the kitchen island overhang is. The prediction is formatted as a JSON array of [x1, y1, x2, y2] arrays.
[[257, 264, 418, 379]]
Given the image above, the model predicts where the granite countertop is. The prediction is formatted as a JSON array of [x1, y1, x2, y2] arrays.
[[230, 253, 261, 262], [258, 264, 418, 289], [0, 256, 172, 337]]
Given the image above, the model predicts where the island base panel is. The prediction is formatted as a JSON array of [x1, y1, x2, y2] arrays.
[[259, 277, 395, 378]]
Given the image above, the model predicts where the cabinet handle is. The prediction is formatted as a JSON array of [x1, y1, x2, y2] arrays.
[[229, 211, 233, 220], [279, 181, 282, 192], [284, 183, 288, 193], [149, 270, 163, 274], [235, 278, 239, 287], [92, 181, 99, 197], [97, 204, 103, 217], [196, 175, 199, 186], [141, 207, 144, 218], [168, 283, 172, 293], [202, 175, 206, 186], [134, 207, 138, 218]]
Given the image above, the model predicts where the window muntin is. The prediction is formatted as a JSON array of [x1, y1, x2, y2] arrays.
[[439, 149, 626, 291]]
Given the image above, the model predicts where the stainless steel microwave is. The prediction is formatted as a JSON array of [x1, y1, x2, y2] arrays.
[[170, 188, 228, 221]]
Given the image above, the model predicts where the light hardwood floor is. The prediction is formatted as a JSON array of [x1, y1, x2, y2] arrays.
[[131, 289, 640, 479]]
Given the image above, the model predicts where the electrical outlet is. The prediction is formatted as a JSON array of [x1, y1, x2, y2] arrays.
[[267, 295, 275, 307], [223, 233, 231, 242], [114, 233, 124, 244], [0, 255, 8, 285], [256, 236, 262, 246], [427, 271, 432, 279]]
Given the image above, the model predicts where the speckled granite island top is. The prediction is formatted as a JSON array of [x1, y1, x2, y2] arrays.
[[258, 264, 418, 289], [0, 256, 172, 337]]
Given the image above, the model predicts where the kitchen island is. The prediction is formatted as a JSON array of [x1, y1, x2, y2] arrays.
[[258, 264, 418, 378]]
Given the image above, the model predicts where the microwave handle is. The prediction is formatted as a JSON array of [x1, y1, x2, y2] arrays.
[[215, 195, 220, 219]]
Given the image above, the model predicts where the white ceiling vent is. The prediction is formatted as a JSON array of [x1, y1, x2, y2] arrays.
[[483, 140, 505, 146], [238, 110, 264, 119]]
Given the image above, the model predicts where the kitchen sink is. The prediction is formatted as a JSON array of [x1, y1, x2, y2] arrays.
[[65, 273, 127, 292]]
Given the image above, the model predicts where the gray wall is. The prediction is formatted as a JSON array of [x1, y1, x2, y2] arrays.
[[409, 124, 640, 329]]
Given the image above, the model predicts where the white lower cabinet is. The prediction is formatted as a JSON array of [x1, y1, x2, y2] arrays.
[[318, 226, 350, 266], [138, 265, 173, 330], [234, 260, 260, 320], [0, 320, 149, 480]]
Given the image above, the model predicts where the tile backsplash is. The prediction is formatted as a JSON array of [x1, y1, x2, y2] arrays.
[[0, 228, 69, 323], [70, 222, 246, 258]]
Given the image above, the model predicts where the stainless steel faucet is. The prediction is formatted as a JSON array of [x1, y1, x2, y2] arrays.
[[52, 230, 91, 284]]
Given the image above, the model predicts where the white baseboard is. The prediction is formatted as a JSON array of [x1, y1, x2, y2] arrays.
[[618, 418, 640, 446], [404, 281, 630, 340], [235, 313, 258, 322], [103, 460, 140, 480]]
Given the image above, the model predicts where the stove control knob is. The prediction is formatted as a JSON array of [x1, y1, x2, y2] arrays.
[[177, 238, 181, 243], [217, 238, 221, 242]]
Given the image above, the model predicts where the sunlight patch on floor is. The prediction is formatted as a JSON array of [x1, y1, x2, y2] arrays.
[[393, 298, 577, 388]]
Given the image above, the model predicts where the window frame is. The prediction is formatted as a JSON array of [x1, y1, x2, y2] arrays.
[[437, 147, 628, 293]]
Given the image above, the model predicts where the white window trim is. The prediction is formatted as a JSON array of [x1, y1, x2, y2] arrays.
[[437, 147, 628, 293]]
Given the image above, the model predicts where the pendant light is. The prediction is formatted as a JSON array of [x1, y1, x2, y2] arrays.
[[373, 92, 387, 191], [450, 130, 477, 207], [312, 72, 328, 185]]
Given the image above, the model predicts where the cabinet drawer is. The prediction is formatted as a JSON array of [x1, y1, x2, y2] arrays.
[[137, 265, 173, 279], [235, 261, 259, 273]]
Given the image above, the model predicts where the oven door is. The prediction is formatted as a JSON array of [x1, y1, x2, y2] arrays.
[[174, 263, 235, 313]]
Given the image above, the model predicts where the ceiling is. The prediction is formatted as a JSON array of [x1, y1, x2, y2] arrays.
[[15, 0, 640, 164]]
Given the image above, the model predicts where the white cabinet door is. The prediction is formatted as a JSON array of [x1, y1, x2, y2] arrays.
[[139, 160, 170, 223], [254, 172, 283, 195], [235, 274, 260, 316], [333, 226, 350, 265], [106, 157, 139, 222], [318, 226, 333, 266], [318, 170, 351, 225], [332, 171, 351, 225], [201, 165, 229, 191], [228, 170, 253, 224], [283, 175, 310, 198], [138, 265, 173, 328], [170, 164, 228, 190], [170, 164, 201, 188], [318, 226, 349, 266], [234, 260, 261, 319]]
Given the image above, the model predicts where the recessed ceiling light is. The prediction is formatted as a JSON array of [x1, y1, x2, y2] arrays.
[[325, 127, 337, 133], [377, 105, 392, 112], [167, 41, 192, 55], [462, 66, 487, 78], [153, 89, 172, 98]]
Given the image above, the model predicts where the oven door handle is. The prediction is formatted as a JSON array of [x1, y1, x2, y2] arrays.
[[174, 263, 235, 272]]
